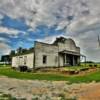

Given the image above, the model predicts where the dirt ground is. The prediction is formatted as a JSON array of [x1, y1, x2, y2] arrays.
[[0, 76, 100, 100], [77, 83, 100, 100]]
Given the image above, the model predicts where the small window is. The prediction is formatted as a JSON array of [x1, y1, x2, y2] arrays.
[[43, 55, 47, 64]]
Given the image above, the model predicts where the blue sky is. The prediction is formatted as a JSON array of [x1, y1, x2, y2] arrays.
[[1, 16, 64, 47], [0, 0, 100, 62]]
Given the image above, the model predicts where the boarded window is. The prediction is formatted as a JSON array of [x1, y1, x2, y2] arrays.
[[43, 55, 47, 64]]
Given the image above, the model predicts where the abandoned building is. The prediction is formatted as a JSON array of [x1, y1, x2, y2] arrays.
[[12, 37, 82, 70]]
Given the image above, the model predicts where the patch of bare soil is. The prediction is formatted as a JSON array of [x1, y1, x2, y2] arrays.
[[37, 67, 99, 76], [77, 83, 100, 100], [0, 76, 100, 100]]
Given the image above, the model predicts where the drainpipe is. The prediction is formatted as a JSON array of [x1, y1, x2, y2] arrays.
[[64, 53, 66, 67], [33, 42, 36, 72], [58, 44, 60, 68]]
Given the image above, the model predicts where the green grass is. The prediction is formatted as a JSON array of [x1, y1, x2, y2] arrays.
[[0, 67, 69, 81], [0, 66, 100, 83], [0, 64, 11, 67]]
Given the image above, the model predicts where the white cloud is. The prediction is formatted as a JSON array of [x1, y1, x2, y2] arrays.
[[0, 26, 26, 36], [0, 0, 100, 32], [70, 30, 100, 62], [0, 42, 11, 55], [0, 14, 4, 20], [68, 16, 100, 36], [37, 34, 71, 44], [0, 0, 100, 61], [0, 37, 10, 43], [0, 0, 93, 29], [37, 35, 57, 44]]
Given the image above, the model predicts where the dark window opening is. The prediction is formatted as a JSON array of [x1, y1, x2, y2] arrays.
[[43, 55, 47, 64]]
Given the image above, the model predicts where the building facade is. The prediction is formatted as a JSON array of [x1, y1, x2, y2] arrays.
[[12, 37, 80, 70]]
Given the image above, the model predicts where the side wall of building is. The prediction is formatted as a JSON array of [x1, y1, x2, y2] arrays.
[[12, 53, 34, 69], [35, 42, 59, 68], [12, 57, 18, 68], [59, 54, 64, 66]]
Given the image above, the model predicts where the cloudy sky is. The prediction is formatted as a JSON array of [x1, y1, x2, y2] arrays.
[[0, 0, 100, 62]]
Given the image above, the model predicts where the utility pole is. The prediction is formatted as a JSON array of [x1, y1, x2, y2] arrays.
[[98, 35, 100, 47]]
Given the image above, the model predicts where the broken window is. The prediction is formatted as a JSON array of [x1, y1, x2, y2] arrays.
[[43, 55, 47, 64]]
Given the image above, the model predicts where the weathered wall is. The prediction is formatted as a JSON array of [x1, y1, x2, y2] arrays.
[[58, 39, 80, 53], [59, 54, 64, 66], [25, 53, 34, 69], [35, 42, 59, 68], [12, 57, 18, 68], [12, 53, 34, 69]]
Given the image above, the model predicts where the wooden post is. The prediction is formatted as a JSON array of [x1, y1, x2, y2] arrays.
[[85, 56, 86, 67], [81, 55, 86, 67], [72, 56, 75, 66], [64, 53, 66, 66]]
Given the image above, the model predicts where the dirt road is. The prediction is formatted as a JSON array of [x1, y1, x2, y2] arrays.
[[0, 76, 100, 100]]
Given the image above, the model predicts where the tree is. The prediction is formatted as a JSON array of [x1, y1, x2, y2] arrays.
[[10, 50, 15, 56], [1, 55, 11, 62], [17, 47, 23, 54], [22, 49, 27, 53]]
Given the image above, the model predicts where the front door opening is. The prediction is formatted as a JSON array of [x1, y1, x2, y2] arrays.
[[64, 54, 79, 66], [66, 54, 73, 66]]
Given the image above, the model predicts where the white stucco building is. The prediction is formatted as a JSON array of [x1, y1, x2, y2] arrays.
[[12, 37, 81, 70]]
